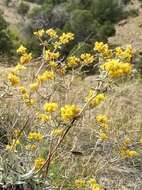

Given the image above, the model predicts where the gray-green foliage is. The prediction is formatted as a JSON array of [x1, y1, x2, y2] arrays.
[[0, 11, 13, 55]]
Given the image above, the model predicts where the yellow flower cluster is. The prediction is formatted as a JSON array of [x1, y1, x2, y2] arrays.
[[17, 44, 32, 65], [14, 64, 26, 72], [125, 150, 139, 158], [37, 113, 49, 122], [100, 59, 132, 78], [86, 90, 106, 108], [8, 73, 20, 86], [75, 178, 103, 190], [29, 82, 39, 92], [44, 50, 60, 61], [94, 42, 112, 58], [44, 102, 58, 113], [61, 104, 80, 122], [120, 138, 139, 158], [17, 45, 27, 54], [80, 53, 94, 64], [46, 28, 57, 38], [67, 56, 80, 68], [34, 29, 45, 38], [28, 132, 44, 141], [19, 86, 27, 94], [75, 179, 86, 188], [96, 114, 108, 124], [88, 178, 103, 190], [20, 53, 32, 65], [59, 32, 74, 44], [115, 45, 133, 62], [37, 70, 55, 83], [34, 157, 45, 170], [22, 93, 35, 106]]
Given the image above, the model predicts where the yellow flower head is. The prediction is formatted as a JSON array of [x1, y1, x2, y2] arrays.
[[80, 53, 94, 64], [99, 132, 109, 141], [61, 104, 80, 122], [15, 64, 26, 72], [59, 32, 74, 44], [20, 53, 32, 65], [94, 42, 112, 59], [100, 59, 132, 78], [29, 82, 39, 92], [75, 179, 86, 188], [44, 102, 58, 113], [126, 150, 139, 158], [96, 114, 108, 124], [28, 132, 44, 141], [37, 70, 55, 83], [34, 157, 45, 170], [8, 73, 20, 86], [67, 56, 80, 68], [17, 45, 27, 54], [44, 50, 60, 61], [19, 86, 27, 94], [34, 29, 45, 38], [37, 113, 49, 122], [86, 91, 106, 108], [46, 28, 57, 38]]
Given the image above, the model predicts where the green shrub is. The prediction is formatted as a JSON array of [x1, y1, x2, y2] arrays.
[[17, 1, 30, 16], [0, 11, 13, 55]]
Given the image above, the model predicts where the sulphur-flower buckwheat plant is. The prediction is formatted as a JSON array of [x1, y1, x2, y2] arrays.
[[1, 29, 139, 190]]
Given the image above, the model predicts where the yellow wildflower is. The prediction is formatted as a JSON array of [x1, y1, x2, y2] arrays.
[[34, 157, 45, 170], [51, 128, 63, 137], [115, 45, 133, 62], [86, 91, 106, 108], [8, 73, 20, 86], [37, 113, 49, 122], [100, 59, 132, 78], [96, 114, 108, 124], [49, 61, 58, 67], [80, 53, 94, 64], [20, 53, 32, 65], [19, 86, 27, 94], [44, 102, 58, 113], [23, 96, 35, 106], [46, 28, 57, 38], [75, 179, 85, 188], [94, 41, 112, 58], [67, 56, 80, 68], [44, 50, 60, 61], [99, 132, 109, 141], [59, 32, 74, 44], [17, 45, 27, 54], [29, 82, 39, 92], [28, 132, 44, 141], [94, 42, 108, 52], [61, 104, 80, 122], [37, 70, 55, 83], [123, 137, 131, 145], [34, 29, 45, 38], [14, 64, 26, 72], [126, 150, 139, 158]]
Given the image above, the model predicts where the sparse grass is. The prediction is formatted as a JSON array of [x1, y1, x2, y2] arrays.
[[0, 64, 142, 189]]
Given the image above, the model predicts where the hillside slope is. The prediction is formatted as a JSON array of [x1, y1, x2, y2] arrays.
[[109, 0, 142, 52]]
